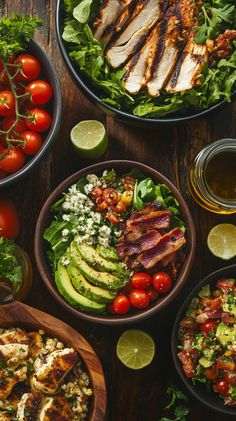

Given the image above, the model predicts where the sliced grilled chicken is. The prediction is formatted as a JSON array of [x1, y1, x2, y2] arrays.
[[166, 35, 208, 93], [106, 0, 163, 68], [17, 393, 41, 421], [124, 27, 159, 94], [0, 328, 29, 345], [147, 0, 196, 96], [93, 0, 133, 42], [28, 332, 43, 359], [38, 396, 73, 421], [0, 366, 27, 400], [31, 348, 78, 394], [0, 343, 29, 368]]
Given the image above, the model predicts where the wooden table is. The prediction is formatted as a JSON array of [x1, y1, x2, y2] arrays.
[[2, 1, 236, 420]]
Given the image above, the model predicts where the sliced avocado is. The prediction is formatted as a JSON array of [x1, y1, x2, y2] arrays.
[[76, 242, 124, 274], [55, 262, 106, 314], [70, 243, 127, 291], [67, 264, 115, 304], [216, 324, 234, 346], [199, 357, 213, 368], [203, 347, 215, 360], [97, 244, 119, 261]]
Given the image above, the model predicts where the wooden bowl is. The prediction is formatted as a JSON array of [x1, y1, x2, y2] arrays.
[[34, 160, 196, 324], [0, 301, 107, 421], [171, 264, 236, 416]]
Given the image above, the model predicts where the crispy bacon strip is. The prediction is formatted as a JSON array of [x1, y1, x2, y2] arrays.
[[126, 210, 171, 232], [117, 229, 161, 258]]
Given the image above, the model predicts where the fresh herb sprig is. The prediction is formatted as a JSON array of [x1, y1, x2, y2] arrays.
[[0, 237, 22, 286], [159, 385, 189, 421]]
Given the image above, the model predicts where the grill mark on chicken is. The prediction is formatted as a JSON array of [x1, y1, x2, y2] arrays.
[[168, 51, 187, 89]]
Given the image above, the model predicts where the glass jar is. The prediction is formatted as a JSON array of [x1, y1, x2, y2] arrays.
[[0, 245, 32, 303], [188, 139, 236, 214]]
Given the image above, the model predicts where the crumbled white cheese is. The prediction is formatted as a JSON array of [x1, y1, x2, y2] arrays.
[[62, 214, 71, 222], [62, 229, 70, 237], [61, 256, 70, 266]]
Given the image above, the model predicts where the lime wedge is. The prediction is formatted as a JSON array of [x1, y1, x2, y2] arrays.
[[70, 120, 108, 159], [207, 224, 236, 260], [116, 330, 155, 370]]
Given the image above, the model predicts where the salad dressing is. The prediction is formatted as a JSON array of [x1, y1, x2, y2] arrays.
[[204, 151, 236, 201]]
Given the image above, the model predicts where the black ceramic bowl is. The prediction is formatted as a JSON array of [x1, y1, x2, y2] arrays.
[[56, 0, 235, 126], [0, 40, 62, 188], [171, 264, 236, 416]]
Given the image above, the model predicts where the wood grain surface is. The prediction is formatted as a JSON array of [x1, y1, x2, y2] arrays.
[[1, 1, 236, 420]]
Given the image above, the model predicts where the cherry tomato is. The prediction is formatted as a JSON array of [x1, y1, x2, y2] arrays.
[[0, 91, 15, 117], [103, 188, 120, 205], [216, 356, 235, 371], [0, 170, 6, 179], [146, 287, 159, 302], [0, 147, 25, 173], [122, 175, 135, 190], [2, 116, 27, 134], [130, 289, 150, 309], [113, 295, 131, 315], [26, 108, 52, 132], [91, 187, 103, 201], [204, 365, 217, 380], [0, 198, 20, 239], [96, 201, 108, 212], [199, 319, 218, 334], [116, 201, 127, 213], [21, 131, 42, 155], [131, 272, 152, 289], [153, 272, 172, 293], [120, 282, 133, 296], [105, 211, 120, 224], [217, 278, 235, 290], [27, 80, 53, 105], [215, 379, 229, 395], [15, 54, 41, 81]]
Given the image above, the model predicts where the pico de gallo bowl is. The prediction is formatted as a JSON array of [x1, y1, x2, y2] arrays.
[[172, 265, 236, 416], [35, 161, 195, 324]]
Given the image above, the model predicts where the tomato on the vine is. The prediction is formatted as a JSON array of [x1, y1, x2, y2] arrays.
[[199, 319, 218, 334], [113, 295, 131, 315], [26, 108, 52, 132], [0, 147, 25, 173], [0, 91, 15, 117], [27, 80, 53, 105], [130, 289, 149, 309], [15, 54, 41, 81], [0, 199, 20, 239], [215, 379, 229, 395], [146, 287, 159, 302], [21, 131, 42, 155], [2, 117, 27, 134], [152, 272, 172, 293], [131, 272, 152, 289]]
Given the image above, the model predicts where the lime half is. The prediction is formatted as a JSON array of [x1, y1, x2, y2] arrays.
[[207, 224, 236, 260], [70, 120, 108, 159], [116, 330, 155, 370]]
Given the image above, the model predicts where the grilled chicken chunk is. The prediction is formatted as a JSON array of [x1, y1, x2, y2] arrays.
[[147, 0, 196, 96], [17, 392, 41, 421], [93, 0, 133, 42], [0, 413, 11, 421], [166, 34, 208, 93], [38, 396, 74, 421], [0, 328, 29, 345], [28, 332, 43, 359], [0, 344, 29, 368], [124, 27, 159, 94], [31, 348, 78, 394], [0, 366, 27, 400], [106, 0, 163, 68]]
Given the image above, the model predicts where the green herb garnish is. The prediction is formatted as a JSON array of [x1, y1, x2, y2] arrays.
[[0, 238, 22, 286]]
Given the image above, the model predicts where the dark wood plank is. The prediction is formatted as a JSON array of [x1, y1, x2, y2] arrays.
[[1, 1, 236, 420]]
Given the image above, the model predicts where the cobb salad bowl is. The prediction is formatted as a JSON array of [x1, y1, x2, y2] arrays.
[[35, 160, 196, 325], [56, 0, 236, 126], [171, 264, 236, 416]]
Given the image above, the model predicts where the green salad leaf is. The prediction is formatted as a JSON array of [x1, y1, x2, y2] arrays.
[[0, 238, 22, 285], [73, 0, 93, 23]]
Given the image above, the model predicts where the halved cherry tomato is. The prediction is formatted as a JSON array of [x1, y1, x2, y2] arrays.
[[216, 356, 235, 371], [0, 147, 25, 173], [113, 295, 131, 315], [204, 365, 217, 380], [0, 198, 20, 239], [91, 187, 103, 200], [15, 54, 41, 81], [153, 272, 172, 293], [2, 116, 27, 134], [131, 272, 152, 289], [217, 278, 235, 290], [199, 319, 218, 334], [105, 211, 119, 224], [115, 201, 127, 214], [26, 108, 52, 132], [27, 80, 53, 105], [103, 188, 120, 205], [0, 91, 15, 117], [130, 289, 149, 309], [21, 131, 42, 155], [215, 379, 229, 395], [96, 201, 108, 212], [146, 287, 159, 302]]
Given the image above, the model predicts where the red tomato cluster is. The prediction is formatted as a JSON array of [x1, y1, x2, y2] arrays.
[[0, 198, 20, 239], [108, 271, 173, 315], [0, 54, 53, 177]]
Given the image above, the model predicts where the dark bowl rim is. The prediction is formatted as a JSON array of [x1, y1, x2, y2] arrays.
[[171, 264, 236, 416], [34, 160, 196, 325], [55, 0, 235, 125], [0, 39, 62, 188]]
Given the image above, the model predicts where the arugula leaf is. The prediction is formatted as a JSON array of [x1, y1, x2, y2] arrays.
[[0, 14, 42, 60], [0, 238, 22, 285]]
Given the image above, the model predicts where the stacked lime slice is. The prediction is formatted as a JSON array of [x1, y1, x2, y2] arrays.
[[70, 120, 108, 159]]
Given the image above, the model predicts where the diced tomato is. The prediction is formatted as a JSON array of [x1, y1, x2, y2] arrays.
[[204, 365, 217, 380], [96, 201, 108, 212], [105, 212, 120, 224], [224, 371, 236, 386], [216, 356, 235, 372], [202, 297, 222, 311], [103, 188, 120, 205], [91, 187, 103, 200], [199, 319, 218, 334], [217, 278, 235, 290]]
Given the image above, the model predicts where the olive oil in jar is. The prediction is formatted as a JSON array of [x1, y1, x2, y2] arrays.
[[204, 151, 236, 201]]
